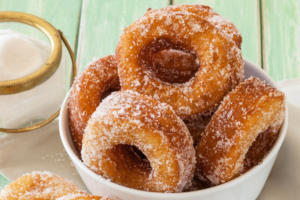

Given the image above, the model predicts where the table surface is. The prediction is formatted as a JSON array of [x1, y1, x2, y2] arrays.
[[0, 0, 299, 188]]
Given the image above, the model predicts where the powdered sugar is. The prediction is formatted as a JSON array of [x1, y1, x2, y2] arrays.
[[0, 171, 86, 199]]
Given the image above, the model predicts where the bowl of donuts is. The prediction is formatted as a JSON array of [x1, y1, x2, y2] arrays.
[[59, 4, 287, 200]]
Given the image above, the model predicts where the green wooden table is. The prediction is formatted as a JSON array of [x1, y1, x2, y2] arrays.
[[0, 0, 299, 188]]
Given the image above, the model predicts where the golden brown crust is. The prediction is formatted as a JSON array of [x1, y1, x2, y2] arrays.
[[116, 5, 243, 120], [0, 172, 86, 200], [68, 55, 120, 151], [196, 77, 285, 185], [81, 90, 195, 192], [161, 4, 242, 48], [0, 172, 111, 200]]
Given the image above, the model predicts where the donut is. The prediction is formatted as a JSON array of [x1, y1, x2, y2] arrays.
[[0, 171, 85, 199], [68, 55, 120, 151], [0, 171, 111, 200], [81, 90, 195, 192], [116, 5, 244, 121], [196, 77, 285, 185]]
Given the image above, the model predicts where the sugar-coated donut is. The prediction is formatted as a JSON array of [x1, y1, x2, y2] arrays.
[[116, 5, 243, 120], [196, 77, 285, 185], [68, 55, 120, 151], [0, 172, 111, 200], [0, 171, 86, 199], [81, 90, 195, 192]]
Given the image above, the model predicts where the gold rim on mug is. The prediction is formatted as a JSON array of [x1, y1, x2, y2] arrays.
[[0, 12, 77, 133]]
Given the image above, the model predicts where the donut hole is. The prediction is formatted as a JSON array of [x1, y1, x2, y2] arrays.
[[100, 84, 121, 101], [139, 37, 199, 84], [109, 144, 151, 184], [184, 113, 213, 146], [243, 127, 279, 171]]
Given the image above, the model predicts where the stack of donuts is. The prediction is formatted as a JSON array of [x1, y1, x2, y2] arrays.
[[68, 4, 285, 193]]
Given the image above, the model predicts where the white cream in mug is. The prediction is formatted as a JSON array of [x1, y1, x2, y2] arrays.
[[0, 29, 67, 129], [0, 29, 50, 81]]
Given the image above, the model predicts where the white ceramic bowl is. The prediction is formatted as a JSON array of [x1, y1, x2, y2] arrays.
[[59, 60, 288, 200]]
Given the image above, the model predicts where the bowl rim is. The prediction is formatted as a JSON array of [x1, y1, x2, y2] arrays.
[[59, 59, 288, 198]]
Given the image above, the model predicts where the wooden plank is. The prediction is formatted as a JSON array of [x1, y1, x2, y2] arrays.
[[0, 175, 9, 189], [76, 0, 169, 71], [0, 0, 82, 49], [261, 0, 300, 81], [174, 0, 261, 66]]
